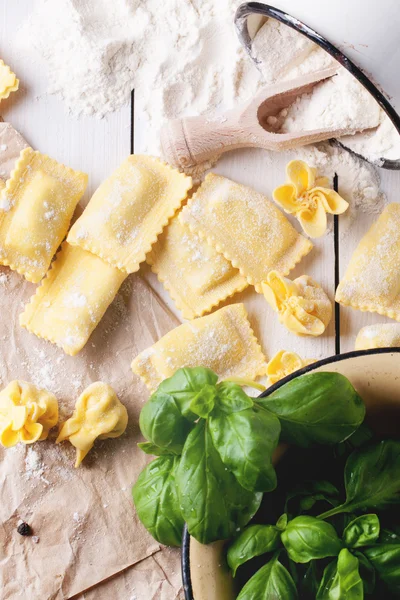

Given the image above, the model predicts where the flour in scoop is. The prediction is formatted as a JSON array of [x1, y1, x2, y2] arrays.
[[253, 19, 400, 163]]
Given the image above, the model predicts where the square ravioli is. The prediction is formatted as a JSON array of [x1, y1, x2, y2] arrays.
[[0, 147, 87, 282], [20, 243, 127, 356], [131, 303, 267, 391], [147, 214, 248, 319], [67, 155, 192, 273], [336, 204, 400, 320], [179, 173, 312, 292]]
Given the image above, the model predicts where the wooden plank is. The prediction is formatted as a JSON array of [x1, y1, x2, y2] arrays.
[[338, 169, 400, 353], [135, 89, 337, 364]]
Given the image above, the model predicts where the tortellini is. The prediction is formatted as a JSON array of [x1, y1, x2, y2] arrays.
[[0, 381, 58, 447], [273, 160, 348, 238], [355, 324, 400, 350], [56, 382, 128, 467], [267, 350, 315, 385], [262, 271, 332, 336], [0, 59, 19, 100]]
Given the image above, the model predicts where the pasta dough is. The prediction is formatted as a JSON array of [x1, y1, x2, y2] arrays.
[[68, 155, 192, 273], [0, 380, 58, 447], [0, 147, 87, 282], [57, 382, 128, 467], [336, 204, 400, 320], [267, 350, 315, 385], [0, 59, 19, 100], [355, 324, 400, 350], [179, 173, 312, 291], [147, 214, 248, 319], [262, 271, 332, 336], [132, 303, 267, 391], [20, 243, 127, 356], [273, 160, 348, 238]]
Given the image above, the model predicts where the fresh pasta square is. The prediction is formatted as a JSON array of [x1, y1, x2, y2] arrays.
[[336, 203, 400, 321], [131, 303, 267, 391], [20, 243, 127, 356], [0, 147, 87, 282], [68, 155, 192, 273], [147, 214, 248, 319], [180, 173, 313, 292]]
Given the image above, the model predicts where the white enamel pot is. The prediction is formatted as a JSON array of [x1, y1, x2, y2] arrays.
[[234, 1, 400, 169], [182, 349, 400, 599]]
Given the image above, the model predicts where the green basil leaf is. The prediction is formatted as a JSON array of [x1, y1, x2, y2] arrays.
[[237, 554, 298, 600], [319, 440, 400, 519], [276, 513, 288, 531], [215, 381, 254, 414], [316, 549, 363, 600], [285, 481, 340, 515], [137, 442, 180, 456], [354, 552, 376, 595], [227, 524, 281, 576], [139, 392, 192, 454], [176, 420, 262, 544], [343, 514, 380, 548], [281, 516, 342, 563], [257, 372, 365, 446], [157, 367, 218, 421], [209, 406, 280, 492], [132, 456, 184, 547], [189, 384, 217, 418], [365, 543, 400, 594]]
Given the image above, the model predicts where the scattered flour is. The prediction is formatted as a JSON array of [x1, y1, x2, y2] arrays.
[[18, 0, 260, 154], [295, 142, 386, 238]]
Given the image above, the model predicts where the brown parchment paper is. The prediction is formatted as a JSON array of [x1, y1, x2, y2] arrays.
[[0, 264, 182, 599], [0, 122, 30, 180], [77, 548, 184, 600], [0, 122, 185, 599]]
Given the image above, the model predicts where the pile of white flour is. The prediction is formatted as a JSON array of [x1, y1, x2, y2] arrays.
[[18, 0, 260, 154]]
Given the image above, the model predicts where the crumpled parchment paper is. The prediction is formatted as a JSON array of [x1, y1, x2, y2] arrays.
[[0, 123, 183, 599]]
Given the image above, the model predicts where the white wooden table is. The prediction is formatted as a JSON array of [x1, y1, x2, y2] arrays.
[[3, 0, 400, 370]]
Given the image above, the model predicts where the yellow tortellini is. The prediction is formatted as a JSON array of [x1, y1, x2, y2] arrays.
[[0, 380, 58, 447], [267, 350, 316, 385], [262, 271, 332, 336], [355, 324, 400, 350], [273, 160, 348, 238], [56, 382, 128, 467]]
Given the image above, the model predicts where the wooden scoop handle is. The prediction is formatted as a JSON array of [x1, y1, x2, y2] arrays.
[[161, 67, 347, 169]]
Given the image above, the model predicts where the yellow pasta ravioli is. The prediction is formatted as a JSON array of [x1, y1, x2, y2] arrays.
[[336, 204, 400, 320], [0, 59, 19, 100], [147, 214, 248, 319], [57, 382, 128, 467], [355, 324, 400, 350], [262, 271, 332, 336], [68, 155, 192, 273], [266, 350, 316, 385], [0, 147, 88, 282], [131, 303, 267, 391], [20, 243, 127, 356], [179, 173, 312, 291], [0, 380, 58, 447]]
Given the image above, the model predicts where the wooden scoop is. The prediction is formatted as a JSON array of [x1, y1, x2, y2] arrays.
[[161, 66, 361, 169]]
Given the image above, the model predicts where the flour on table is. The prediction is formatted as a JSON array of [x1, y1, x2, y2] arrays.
[[18, 0, 260, 155], [294, 142, 386, 238]]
